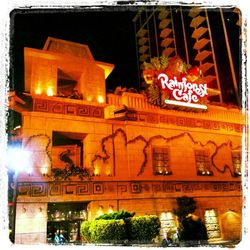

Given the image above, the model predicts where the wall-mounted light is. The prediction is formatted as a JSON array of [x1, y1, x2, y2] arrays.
[[97, 95, 104, 104], [105, 169, 112, 176], [35, 87, 42, 95], [47, 86, 54, 96], [94, 166, 100, 176], [86, 96, 92, 102], [96, 205, 104, 217], [41, 165, 48, 176], [108, 205, 113, 214]]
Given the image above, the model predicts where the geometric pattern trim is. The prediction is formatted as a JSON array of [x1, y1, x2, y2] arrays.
[[17, 181, 241, 198], [138, 112, 243, 133], [33, 99, 242, 132], [33, 98, 104, 118]]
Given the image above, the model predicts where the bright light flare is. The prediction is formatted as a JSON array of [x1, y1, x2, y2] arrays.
[[35, 87, 42, 95], [47, 86, 54, 96], [7, 147, 30, 173], [97, 95, 104, 103]]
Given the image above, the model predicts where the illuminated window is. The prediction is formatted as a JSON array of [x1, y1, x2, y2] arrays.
[[152, 147, 172, 175], [47, 202, 87, 243], [160, 212, 177, 239], [232, 151, 241, 176], [204, 209, 221, 239], [195, 150, 213, 176]]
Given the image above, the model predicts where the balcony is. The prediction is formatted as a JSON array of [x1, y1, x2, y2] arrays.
[[106, 92, 243, 128]]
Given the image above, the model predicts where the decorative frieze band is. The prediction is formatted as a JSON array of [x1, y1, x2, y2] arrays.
[[33, 98, 104, 118], [17, 181, 241, 198], [32, 98, 242, 132], [137, 112, 243, 132]]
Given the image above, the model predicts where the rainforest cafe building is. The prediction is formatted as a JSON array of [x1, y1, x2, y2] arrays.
[[8, 38, 244, 244]]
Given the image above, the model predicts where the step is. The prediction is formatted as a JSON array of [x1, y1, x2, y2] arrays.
[[162, 47, 175, 57], [203, 75, 216, 84], [139, 54, 150, 62], [138, 37, 148, 46], [192, 27, 208, 39], [190, 15, 206, 28], [136, 28, 147, 37], [195, 50, 212, 62], [158, 9, 170, 20], [161, 37, 174, 47], [189, 7, 202, 18], [159, 18, 171, 29], [199, 62, 214, 73], [193, 38, 210, 50], [160, 28, 173, 38], [139, 45, 149, 54]]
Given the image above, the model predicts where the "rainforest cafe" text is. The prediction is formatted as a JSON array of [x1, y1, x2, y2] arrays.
[[157, 73, 208, 103]]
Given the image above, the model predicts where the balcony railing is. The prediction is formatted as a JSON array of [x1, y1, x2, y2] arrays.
[[107, 92, 160, 110]]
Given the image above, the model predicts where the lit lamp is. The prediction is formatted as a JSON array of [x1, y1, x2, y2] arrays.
[[96, 205, 104, 217], [97, 95, 105, 104], [47, 86, 54, 96], [7, 147, 30, 243], [35, 82, 42, 95], [41, 165, 48, 176], [35, 86, 42, 95], [86, 96, 92, 102], [108, 205, 113, 214]]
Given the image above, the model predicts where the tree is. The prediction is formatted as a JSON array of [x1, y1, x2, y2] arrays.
[[173, 196, 197, 221], [173, 196, 208, 246]]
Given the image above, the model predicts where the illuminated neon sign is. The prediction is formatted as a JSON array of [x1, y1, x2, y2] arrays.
[[157, 73, 208, 109]]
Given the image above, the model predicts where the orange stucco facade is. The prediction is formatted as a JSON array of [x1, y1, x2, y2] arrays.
[[9, 38, 245, 244]]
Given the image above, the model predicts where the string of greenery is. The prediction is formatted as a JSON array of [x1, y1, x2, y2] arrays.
[[92, 128, 241, 177]]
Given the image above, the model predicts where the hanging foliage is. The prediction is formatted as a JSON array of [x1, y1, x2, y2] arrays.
[[92, 128, 240, 177]]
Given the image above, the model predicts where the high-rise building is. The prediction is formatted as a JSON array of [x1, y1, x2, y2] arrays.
[[133, 6, 241, 105]]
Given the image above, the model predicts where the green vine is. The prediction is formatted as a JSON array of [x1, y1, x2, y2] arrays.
[[24, 133, 52, 168], [24, 134, 92, 181], [92, 128, 241, 177]]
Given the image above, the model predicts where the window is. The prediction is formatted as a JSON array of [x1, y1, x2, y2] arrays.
[[152, 147, 172, 175], [232, 151, 242, 176], [52, 131, 85, 168], [160, 212, 177, 239], [204, 209, 221, 239], [195, 150, 213, 176], [47, 202, 87, 243]]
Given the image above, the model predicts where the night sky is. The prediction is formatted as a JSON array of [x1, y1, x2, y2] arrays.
[[9, 5, 241, 105]]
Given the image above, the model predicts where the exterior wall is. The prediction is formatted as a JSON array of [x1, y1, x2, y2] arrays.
[[13, 38, 244, 245], [14, 98, 243, 244], [15, 202, 47, 244]]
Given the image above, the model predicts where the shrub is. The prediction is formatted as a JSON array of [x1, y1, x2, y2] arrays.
[[95, 210, 135, 220], [127, 215, 161, 242], [89, 219, 127, 243], [80, 221, 92, 242], [173, 196, 197, 221]]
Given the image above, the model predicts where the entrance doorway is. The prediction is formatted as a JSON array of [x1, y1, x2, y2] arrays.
[[47, 202, 88, 244]]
